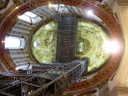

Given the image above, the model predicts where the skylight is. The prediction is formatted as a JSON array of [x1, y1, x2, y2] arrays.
[[5, 36, 26, 49], [18, 11, 42, 24], [50, 4, 68, 13], [18, 15, 30, 23], [24, 11, 37, 18], [5, 36, 21, 49]]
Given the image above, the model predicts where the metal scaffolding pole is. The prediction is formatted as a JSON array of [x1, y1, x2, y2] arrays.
[[0, 58, 88, 96]]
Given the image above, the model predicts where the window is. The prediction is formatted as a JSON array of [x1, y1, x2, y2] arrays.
[[51, 4, 69, 13], [5, 36, 25, 49], [18, 11, 42, 24], [24, 12, 37, 18]]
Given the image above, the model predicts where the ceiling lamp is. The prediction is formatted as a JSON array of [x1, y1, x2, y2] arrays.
[[48, 3, 52, 8], [87, 10, 93, 16], [15, 67, 19, 71], [15, 6, 19, 9]]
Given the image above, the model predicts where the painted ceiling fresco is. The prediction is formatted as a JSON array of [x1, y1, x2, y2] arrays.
[[32, 19, 109, 72], [76, 19, 109, 71], [32, 21, 57, 63]]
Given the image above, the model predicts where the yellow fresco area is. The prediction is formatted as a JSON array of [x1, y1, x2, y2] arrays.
[[32, 21, 57, 63], [32, 20, 109, 72], [76, 19, 109, 71]]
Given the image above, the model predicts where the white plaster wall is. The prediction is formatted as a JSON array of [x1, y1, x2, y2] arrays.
[[109, 1, 128, 95]]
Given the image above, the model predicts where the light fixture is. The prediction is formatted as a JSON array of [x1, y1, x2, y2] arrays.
[[48, 3, 52, 8], [15, 6, 19, 9], [18, 15, 21, 18], [87, 10, 93, 16], [28, 92, 31, 95], [1, 40, 4, 44], [105, 40, 120, 53], [15, 67, 19, 71]]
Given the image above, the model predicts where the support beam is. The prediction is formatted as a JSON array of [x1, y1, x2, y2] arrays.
[[22, 81, 40, 88], [0, 91, 15, 96]]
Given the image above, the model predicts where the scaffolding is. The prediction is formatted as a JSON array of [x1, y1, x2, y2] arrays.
[[0, 58, 88, 96], [0, 4, 90, 96], [56, 14, 77, 63]]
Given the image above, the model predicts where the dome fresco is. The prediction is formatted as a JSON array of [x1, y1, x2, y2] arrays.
[[32, 21, 57, 63], [0, 1, 124, 95], [32, 19, 109, 72], [76, 19, 109, 71]]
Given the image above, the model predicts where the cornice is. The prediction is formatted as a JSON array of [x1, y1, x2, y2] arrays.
[[110, 86, 128, 96], [116, 0, 128, 5]]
